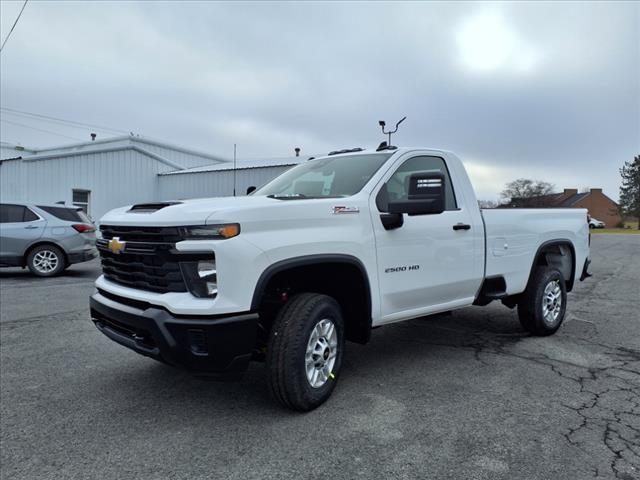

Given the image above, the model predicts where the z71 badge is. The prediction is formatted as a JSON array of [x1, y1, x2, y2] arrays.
[[385, 265, 420, 273]]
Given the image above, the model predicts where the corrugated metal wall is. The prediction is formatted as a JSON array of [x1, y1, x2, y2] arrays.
[[1, 151, 293, 222], [158, 166, 293, 200], [0, 150, 171, 221]]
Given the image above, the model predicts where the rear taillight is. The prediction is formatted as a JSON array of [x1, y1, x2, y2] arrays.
[[72, 223, 95, 233]]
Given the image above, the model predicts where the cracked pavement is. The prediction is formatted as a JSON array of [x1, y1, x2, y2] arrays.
[[1, 234, 639, 479]]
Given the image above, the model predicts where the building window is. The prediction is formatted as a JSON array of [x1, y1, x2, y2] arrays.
[[72, 189, 90, 214]]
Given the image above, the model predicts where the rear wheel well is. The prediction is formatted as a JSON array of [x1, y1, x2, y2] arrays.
[[253, 257, 372, 345], [24, 242, 68, 267], [530, 241, 575, 292]]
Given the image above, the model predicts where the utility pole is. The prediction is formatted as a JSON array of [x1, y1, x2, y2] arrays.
[[233, 143, 237, 197]]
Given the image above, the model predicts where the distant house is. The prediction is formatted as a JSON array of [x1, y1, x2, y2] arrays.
[[503, 188, 621, 227]]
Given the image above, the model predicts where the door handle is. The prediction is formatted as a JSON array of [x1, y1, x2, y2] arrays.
[[24, 225, 39, 229], [453, 223, 471, 231]]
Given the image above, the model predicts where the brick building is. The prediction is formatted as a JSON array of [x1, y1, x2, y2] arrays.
[[504, 188, 621, 227]]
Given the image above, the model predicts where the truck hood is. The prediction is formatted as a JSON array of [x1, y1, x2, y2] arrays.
[[98, 195, 354, 227], [99, 196, 285, 226]]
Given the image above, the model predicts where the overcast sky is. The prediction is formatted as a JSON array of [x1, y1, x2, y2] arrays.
[[1, 1, 638, 200]]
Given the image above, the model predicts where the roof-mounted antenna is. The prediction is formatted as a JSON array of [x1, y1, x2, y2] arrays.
[[378, 116, 406, 148]]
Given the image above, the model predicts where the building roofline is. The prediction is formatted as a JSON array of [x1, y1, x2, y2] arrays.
[[596, 191, 619, 206], [17, 145, 185, 170], [0, 141, 38, 153], [2, 136, 228, 163], [159, 157, 304, 176], [561, 192, 590, 207]]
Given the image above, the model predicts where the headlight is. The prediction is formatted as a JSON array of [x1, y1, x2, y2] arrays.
[[181, 223, 240, 239], [180, 259, 218, 298]]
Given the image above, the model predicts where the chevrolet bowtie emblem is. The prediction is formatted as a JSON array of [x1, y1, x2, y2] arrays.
[[108, 237, 126, 254]]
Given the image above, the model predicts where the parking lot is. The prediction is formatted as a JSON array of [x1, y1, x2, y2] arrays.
[[1, 235, 638, 480]]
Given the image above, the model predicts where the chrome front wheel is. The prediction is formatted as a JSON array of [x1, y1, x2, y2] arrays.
[[305, 318, 338, 388], [267, 293, 345, 411]]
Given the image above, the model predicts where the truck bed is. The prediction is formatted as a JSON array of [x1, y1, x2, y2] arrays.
[[481, 208, 590, 295]]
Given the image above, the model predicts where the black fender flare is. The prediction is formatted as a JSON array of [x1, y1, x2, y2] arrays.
[[250, 254, 373, 342], [526, 239, 576, 292]]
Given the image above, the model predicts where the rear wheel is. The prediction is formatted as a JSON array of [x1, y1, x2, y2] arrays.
[[266, 293, 345, 411], [518, 267, 567, 336], [27, 245, 65, 277]]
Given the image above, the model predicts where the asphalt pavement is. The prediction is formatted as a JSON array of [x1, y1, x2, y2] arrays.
[[1, 235, 639, 480]]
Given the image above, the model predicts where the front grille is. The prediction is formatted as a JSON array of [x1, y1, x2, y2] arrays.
[[100, 224, 183, 243], [98, 225, 187, 293]]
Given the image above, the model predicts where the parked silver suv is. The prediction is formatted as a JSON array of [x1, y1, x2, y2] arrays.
[[0, 202, 98, 276]]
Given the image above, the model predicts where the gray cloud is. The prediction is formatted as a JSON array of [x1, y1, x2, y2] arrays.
[[1, 0, 638, 199]]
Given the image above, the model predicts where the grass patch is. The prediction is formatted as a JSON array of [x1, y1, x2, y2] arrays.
[[592, 228, 640, 234]]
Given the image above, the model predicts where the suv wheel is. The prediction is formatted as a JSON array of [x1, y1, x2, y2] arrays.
[[27, 245, 65, 277], [518, 266, 567, 336], [266, 293, 345, 411]]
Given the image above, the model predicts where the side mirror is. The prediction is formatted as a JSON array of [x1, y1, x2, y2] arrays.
[[387, 171, 445, 215], [246, 186, 256, 195]]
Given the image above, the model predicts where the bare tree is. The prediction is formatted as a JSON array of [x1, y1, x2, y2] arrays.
[[500, 178, 555, 207]]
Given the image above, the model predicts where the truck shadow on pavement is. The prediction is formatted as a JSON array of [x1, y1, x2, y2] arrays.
[[96, 306, 528, 415]]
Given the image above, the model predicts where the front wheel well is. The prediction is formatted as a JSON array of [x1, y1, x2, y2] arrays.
[[253, 257, 372, 345]]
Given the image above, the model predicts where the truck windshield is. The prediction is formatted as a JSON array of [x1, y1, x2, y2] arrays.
[[255, 153, 393, 199]]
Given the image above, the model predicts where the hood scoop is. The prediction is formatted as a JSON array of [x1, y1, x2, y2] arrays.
[[128, 201, 182, 213]]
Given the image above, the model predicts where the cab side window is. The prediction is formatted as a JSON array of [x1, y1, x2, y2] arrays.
[[385, 156, 457, 210]]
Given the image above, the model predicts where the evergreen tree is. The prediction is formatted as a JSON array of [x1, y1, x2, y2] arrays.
[[619, 155, 640, 229]]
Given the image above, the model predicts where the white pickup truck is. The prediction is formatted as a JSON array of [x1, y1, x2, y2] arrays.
[[90, 147, 591, 410]]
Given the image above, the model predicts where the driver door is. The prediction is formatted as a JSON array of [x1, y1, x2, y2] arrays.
[[370, 154, 481, 323]]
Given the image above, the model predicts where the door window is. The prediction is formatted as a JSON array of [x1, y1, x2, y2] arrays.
[[383, 156, 457, 210], [23, 208, 39, 222], [0, 204, 31, 223]]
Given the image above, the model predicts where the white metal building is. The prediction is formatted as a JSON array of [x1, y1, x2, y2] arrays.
[[0, 137, 301, 220], [158, 158, 301, 200]]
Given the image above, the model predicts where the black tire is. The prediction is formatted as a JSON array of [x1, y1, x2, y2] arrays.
[[589, 224, 594, 229], [266, 293, 345, 411], [26, 245, 66, 277], [518, 266, 567, 336]]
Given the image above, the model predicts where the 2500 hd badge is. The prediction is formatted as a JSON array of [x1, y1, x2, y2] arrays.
[[385, 265, 420, 273]]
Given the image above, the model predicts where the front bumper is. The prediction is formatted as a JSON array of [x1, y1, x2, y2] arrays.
[[90, 291, 258, 378]]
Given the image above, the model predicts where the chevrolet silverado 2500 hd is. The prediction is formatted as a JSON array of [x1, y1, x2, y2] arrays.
[[90, 147, 591, 411]]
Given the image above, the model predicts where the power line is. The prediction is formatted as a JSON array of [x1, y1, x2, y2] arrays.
[[1, 109, 123, 136], [0, 118, 84, 141], [0, 107, 129, 135], [0, 0, 28, 53]]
